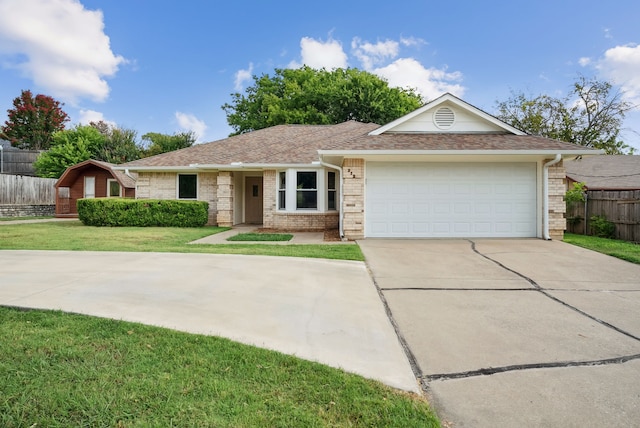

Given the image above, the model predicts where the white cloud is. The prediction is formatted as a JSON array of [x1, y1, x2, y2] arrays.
[[351, 38, 399, 70], [234, 63, 253, 91], [578, 57, 592, 67], [400, 36, 427, 47], [0, 0, 125, 104], [596, 43, 640, 104], [175, 112, 207, 143], [289, 37, 348, 69], [77, 109, 115, 127], [373, 58, 465, 101]]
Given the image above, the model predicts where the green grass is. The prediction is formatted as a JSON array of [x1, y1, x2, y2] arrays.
[[564, 233, 640, 264], [0, 221, 364, 261], [227, 232, 293, 241], [0, 307, 439, 427], [0, 216, 54, 221]]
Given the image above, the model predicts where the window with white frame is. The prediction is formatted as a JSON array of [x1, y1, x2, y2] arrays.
[[107, 179, 121, 197], [327, 171, 336, 210], [178, 174, 197, 199], [278, 171, 286, 210], [84, 176, 95, 198], [296, 171, 317, 209]]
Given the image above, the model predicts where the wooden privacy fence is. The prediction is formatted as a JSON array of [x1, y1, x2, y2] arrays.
[[0, 174, 56, 204], [567, 190, 640, 242], [0, 148, 40, 176]]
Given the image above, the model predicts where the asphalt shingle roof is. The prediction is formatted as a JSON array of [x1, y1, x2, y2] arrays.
[[565, 155, 640, 190], [121, 121, 596, 169]]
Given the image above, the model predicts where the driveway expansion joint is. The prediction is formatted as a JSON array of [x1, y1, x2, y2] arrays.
[[424, 353, 640, 381], [362, 264, 426, 394], [468, 239, 640, 343]]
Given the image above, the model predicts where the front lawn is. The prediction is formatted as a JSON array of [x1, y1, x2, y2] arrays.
[[0, 307, 439, 427], [564, 233, 640, 264], [0, 221, 364, 261]]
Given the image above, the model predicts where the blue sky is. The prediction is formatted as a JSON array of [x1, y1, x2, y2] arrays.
[[1, 0, 639, 150]]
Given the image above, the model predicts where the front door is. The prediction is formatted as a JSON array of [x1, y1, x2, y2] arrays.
[[245, 177, 263, 224]]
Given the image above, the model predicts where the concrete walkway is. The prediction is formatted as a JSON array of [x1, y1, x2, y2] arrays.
[[358, 239, 640, 427], [0, 250, 418, 393], [190, 225, 351, 245]]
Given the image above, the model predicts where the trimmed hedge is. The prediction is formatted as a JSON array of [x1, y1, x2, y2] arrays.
[[77, 198, 209, 227]]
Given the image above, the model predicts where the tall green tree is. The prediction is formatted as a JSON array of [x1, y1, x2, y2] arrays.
[[89, 121, 141, 163], [222, 66, 424, 135], [495, 76, 635, 154], [141, 132, 196, 157], [34, 124, 143, 178], [1, 90, 69, 150], [34, 126, 102, 178]]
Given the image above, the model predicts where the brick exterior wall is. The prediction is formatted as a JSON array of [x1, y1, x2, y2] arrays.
[[135, 171, 219, 225], [216, 171, 234, 227], [342, 158, 365, 240], [271, 212, 339, 230], [263, 170, 276, 228], [548, 161, 567, 240]]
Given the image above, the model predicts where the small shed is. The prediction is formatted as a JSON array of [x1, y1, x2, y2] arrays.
[[55, 159, 137, 217]]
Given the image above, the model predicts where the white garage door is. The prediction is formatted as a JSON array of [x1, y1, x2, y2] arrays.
[[365, 162, 537, 238]]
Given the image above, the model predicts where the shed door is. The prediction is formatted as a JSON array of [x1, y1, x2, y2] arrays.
[[365, 162, 537, 238]]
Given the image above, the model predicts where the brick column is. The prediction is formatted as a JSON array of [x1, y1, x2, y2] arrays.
[[263, 170, 276, 228], [342, 158, 365, 240], [548, 161, 567, 240], [198, 172, 218, 225], [216, 171, 234, 227]]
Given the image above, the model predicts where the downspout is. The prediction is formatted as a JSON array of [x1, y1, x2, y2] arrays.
[[543, 154, 562, 240], [319, 159, 344, 239]]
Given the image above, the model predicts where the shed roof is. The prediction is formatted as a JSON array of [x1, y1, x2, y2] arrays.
[[565, 155, 640, 190], [56, 159, 137, 189]]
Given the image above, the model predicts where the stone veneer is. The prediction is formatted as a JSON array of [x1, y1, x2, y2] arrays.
[[547, 161, 567, 240], [342, 158, 365, 240], [216, 171, 233, 227], [0, 204, 55, 217]]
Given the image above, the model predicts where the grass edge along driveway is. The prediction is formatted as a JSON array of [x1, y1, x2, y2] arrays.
[[0, 221, 364, 261], [564, 233, 640, 264], [0, 307, 439, 427]]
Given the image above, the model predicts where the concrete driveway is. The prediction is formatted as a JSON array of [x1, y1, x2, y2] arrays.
[[0, 250, 417, 392], [358, 239, 640, 428]]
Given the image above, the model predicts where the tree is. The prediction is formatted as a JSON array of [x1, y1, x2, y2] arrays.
[[1, 90, 69, 150], [34, 127, 99, 178], [222, 66, 424, 135], [89, 121, 141, 163], [34, 124, 142, 178], [495, 76, 635, 154], [141, 131, 196, 157]]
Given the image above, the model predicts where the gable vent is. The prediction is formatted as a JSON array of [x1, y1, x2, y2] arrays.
[[433, 107, 455, 129]]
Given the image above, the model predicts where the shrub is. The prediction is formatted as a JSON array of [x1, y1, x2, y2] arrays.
[[589, 215, 616, 239], [77, 199, 209, 227]]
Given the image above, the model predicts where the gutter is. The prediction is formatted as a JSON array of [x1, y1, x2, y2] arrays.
[[124, 168, 136, 181], [319, 158, 345, 240], [543, 154, 562, 240]]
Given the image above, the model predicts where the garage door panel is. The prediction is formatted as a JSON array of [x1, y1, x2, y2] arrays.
[[366, 162, 537, 238]]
